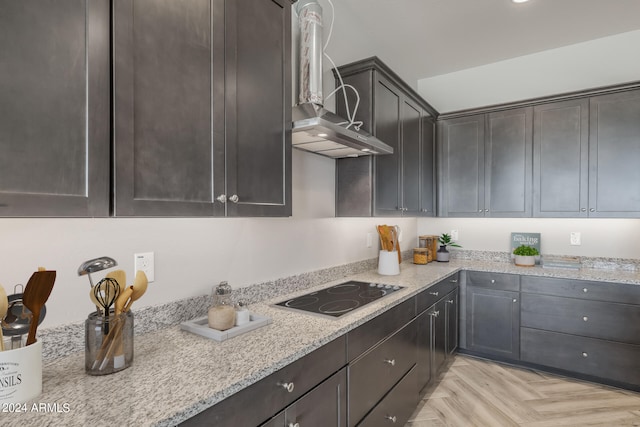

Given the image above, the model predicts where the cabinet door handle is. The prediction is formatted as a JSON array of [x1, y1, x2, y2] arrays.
[[449, 279, 458, 283], [385, 415, 397, 423], [491, 279, 496, 284], [288, 423, 300, 427], [512, 299, 517, 303], [277, 382, 295, 393], [590, 208, 595, 212], [229, 194, 239, 203], [429, 310, 440, 318], [583, 288, 588, 293], [583, 316, 588, 322], [429, 291, 439, 296], [383, 358, 396, 366], [446, 299, 454, 304], [216, 194, 227, 203], [582, 352, 588, 358], [485, 209, 489, 212], [581, 208, 586, 212], [478, 209, 483, 213]]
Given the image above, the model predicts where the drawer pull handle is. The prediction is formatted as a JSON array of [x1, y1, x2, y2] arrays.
[[383, 359, 396, 366], [491, 279, 496, 284], [449, 279, 458, 283], [277, 382, 295, 393], [583, 316, 588, 322], [385, 415, 397, 423], [288, 423, 300, 427], [429, 291, 439, 296], [583, 288, 588, 293], [582, 352, 588, 358]]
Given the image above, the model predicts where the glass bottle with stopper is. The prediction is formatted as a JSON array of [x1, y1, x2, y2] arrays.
[[208, 281, 235, 331]]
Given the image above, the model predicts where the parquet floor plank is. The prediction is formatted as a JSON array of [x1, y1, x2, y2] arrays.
[[406, 355, 640, 427]]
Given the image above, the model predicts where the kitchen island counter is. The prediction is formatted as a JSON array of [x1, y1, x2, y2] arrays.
[[6, 258, 640, 426]]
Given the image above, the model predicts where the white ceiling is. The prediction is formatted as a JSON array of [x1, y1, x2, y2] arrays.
[[336, 0, 640, 86]]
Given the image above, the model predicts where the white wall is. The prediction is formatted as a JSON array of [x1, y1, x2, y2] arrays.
[[418, 30, 640, 113], [0, 150, 416, 327], [418, 217, 640, 259]]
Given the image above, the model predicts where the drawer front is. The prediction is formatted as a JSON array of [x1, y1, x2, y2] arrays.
[[521, 293, 640, 344], [416, 272, 459, 313], [521, 328, 640, 386], [181, 336, 347, 427], [521, 275, 640, 305], [348, 297, 415, 361], [349, 320, 417, 427], [467, 271, 520, 292], [357, 365, 418, 427]]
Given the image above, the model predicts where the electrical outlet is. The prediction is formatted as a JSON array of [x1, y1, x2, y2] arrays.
[[366, 232, 373, 248], [134, 252, 155, 282], [570, 232, 581, 246], [451, 229, 459, 241]]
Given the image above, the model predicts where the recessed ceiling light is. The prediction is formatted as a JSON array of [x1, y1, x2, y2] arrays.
[[512, 0, 530, 3], [317, 133, 328, 137]]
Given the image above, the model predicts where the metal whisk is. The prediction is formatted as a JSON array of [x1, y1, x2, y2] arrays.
[[93, 278, 120, 335]]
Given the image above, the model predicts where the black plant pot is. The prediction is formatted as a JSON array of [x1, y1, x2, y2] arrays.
[[436, 245, 450, 262]]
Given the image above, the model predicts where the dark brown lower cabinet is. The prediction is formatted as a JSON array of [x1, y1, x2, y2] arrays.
[[261, 368, 347, 427], [521, 328, 640, 387], [348, 319, 417, 426], [357, 366, 418, 427]]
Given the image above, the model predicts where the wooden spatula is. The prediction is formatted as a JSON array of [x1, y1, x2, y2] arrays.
[[22, 271, 56, 346]]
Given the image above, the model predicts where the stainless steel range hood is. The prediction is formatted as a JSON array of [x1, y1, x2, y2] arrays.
[[292, 0, 393, 159]]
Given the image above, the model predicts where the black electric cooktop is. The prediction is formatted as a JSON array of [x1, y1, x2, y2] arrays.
[[275, 280, 403, 318]]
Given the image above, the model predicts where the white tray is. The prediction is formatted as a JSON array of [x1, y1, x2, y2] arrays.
[[180, 313, 271, 342]]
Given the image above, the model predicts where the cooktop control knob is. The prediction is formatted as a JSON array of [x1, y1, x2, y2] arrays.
[[393, 285, 400, 290], [369, 283, 377, 287], [377, 283, 385, 288]]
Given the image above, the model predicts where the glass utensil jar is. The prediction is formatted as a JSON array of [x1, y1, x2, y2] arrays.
[[85, 310, 133, 375]]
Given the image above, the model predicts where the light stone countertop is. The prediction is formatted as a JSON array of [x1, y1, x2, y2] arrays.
[[5, 258, 640, 427]]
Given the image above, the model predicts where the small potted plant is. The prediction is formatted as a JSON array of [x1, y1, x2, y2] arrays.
[[436, 233, 462, 262], [513, 244, 539, 267]]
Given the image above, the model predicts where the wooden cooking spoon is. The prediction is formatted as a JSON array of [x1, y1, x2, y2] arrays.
[[0, 284, 7, 351], [123, 270, 148, 312], [22, 271, 56, 346], [106, 269, 127, 294]]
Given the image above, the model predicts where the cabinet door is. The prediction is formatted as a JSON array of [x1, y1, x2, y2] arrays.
[[284, 368, 347, 427], [420, 114, 436, 216], [485, 107, 532, 217], [438, 115, 485, 217], [431, 298, 447, 377], [225, 0, 291, 217], [533, 99, 589, 217], [401, 98, 422, 216], [445, 289, 459, 356], [373, 77, 402, 216], [589, 89, 640, 217], [415, 310, 433, 392], [466, 286, 520, 360], [0, 0, 109, 217], [114, 0, 222, 216]]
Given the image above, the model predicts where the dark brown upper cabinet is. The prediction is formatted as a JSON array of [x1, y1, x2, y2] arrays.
[[0, 0, 110, 217], [334, 57, 438, 217], [113, 0, 291, 217]]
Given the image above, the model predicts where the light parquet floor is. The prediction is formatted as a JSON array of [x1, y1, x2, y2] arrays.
[[406, 355, 640, 427]]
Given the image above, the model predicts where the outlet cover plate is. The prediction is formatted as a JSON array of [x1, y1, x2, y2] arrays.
[[134, 252, 155, 282]]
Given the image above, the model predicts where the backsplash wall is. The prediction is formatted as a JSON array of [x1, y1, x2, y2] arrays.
[[0, 150, 418, 327]]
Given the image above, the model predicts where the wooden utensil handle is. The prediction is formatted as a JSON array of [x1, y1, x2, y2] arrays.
[[26, 308, 40, 346]]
